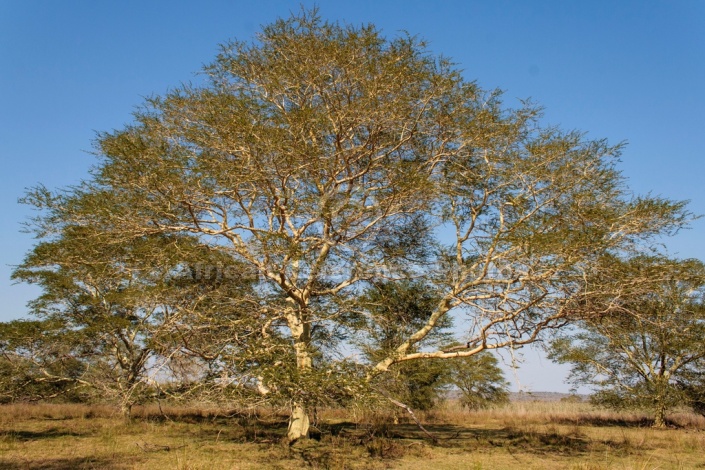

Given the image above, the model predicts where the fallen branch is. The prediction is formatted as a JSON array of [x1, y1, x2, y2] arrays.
[[135, 442, 186, 452], [374, 388, 438, 444]]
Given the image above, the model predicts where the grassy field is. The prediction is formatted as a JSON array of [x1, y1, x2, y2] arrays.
[[1, 401, 704, 469]]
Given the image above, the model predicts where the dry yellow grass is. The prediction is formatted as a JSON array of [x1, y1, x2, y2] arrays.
[[1, 401, 704, 469]]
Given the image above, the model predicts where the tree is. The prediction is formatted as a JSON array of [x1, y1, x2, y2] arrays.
[[360, 280, 454, 411], [549, 256, 705, 427], [0, 319, 88, 403], [19, 9, 690, 439], [360, 282, 509, 412], [447, 352, 509, 410], [8, 225, 254, 417], [679, 371, 705, 417]]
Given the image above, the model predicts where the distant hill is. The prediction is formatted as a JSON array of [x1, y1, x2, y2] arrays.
[[445, 390, 589, 402]]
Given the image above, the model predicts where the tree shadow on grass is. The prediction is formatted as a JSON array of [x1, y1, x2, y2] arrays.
[[549, 415, 664, 428], [129, 410, 656, 460], [284, 423, 612, 467], [1, 428, 85, 441], [151, 415, 626, 458], [322, 423, 628, 458], [158, 413, 291, 444], [0, 456, 135, 470], [467, 426, 592, 456]]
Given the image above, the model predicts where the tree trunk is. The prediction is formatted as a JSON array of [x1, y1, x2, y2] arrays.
[[120, 402, 133, 421], [287, 403, 310, 442], [653, 402, 667, 428], [287, 308, 312, 442]]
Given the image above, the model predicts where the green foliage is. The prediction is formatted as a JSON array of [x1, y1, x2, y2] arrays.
[[447, 352, 509, 410], [681, 380, 705, 417], [0, 319, 87, 403], [377, 359, 451, 411], [549, 255, 705, 426], [361, 281, 452, 410], [377, 352, 510, 412], [361, 281, 452, 359], [7, 224, 259, 413], [361, 282, 508, 411]]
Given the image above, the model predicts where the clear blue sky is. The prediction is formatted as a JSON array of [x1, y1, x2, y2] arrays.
[[2, 1, 704, 392]]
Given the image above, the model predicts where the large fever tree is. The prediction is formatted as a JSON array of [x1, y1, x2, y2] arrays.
[[22, 10, 689, 440]]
